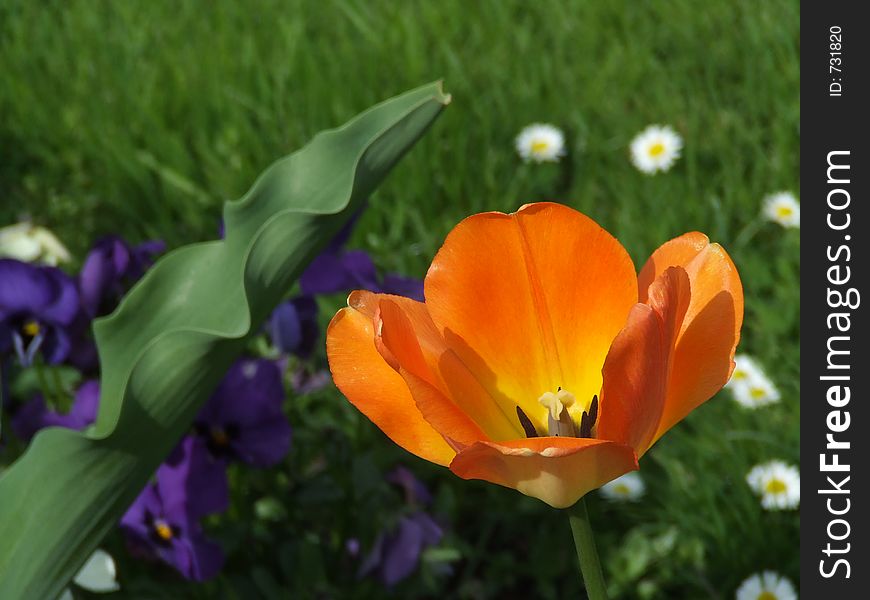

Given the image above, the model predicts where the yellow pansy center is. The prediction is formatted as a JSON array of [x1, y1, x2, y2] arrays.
[[530, 139, 550, 154], [22, 320, 40, 337], [757, 592, 778, 600], [764, 478, 787, 495], [154, 519, 173, 542], [648, 142, 666, 157], [210, 426, 230, 447]]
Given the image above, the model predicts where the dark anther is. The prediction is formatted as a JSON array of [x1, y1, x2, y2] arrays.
[[516, 406, 539, 438], [589, 395, 599, 426], [579, 411, 592, 438]]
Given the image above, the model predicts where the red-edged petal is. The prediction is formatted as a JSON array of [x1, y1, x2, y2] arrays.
[[425, 202, 637, 433], [638, 233, 743, 442], [449, 436, 638, 508]]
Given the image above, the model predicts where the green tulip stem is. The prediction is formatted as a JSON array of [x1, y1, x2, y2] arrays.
[[568, 496, 609, 600]]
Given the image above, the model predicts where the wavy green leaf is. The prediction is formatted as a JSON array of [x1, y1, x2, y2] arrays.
[[0, 81, 449, 598]]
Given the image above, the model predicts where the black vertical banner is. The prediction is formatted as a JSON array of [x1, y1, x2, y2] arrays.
[[802, 2, 869, 596]]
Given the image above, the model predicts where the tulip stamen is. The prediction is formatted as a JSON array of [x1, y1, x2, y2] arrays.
[[577, 395, 599, 438], [538, 388, 578, 437], [516, 406, 540, 438]]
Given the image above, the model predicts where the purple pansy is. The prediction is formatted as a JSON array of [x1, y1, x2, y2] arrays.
[[298, 208, 424, 301], [267, 296, 319, 358], [359, 512, 444, 587], [300, 249, 424, 301], [12, 380, 100, 440], [0, 259, 79, 365], [194, 358, 291, 467], [387, 466, 433, 507], [121, 436, 227, 581], [358, 466, 444, 587], [78, 235, 165, 318]]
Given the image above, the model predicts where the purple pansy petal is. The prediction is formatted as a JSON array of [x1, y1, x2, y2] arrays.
[[268, 296, 319, 358], [66, 380, 100, 426], [40, 326, 71, 365], [387, 466, 432, 507], [39, 267, 79, 325], [11, 395, 50, 440], [381, 274, 425, 302], [299, 253, 357, 295], [231, 419, 292, 467], [183, 534, 226, 581], [158, 436, 229, 520], [0, 259, 53, 315], [358, 533, 385, 579], [338, 250, 380, 289], [380, 516, 427, 587], [410, 512, 443, 546], [199, 359, 285, 427]]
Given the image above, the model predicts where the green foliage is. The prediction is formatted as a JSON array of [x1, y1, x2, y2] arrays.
[[0, 82, 448, 599]]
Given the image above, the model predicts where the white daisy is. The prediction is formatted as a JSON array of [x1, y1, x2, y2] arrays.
[[746, 460, 800, 510], [58, 548, 120, 599], [629, 125, 682, 174], [735, 571, 797, 600], [515, 124, 566, 163], [726, 355, 764, 390], [730, 367, 781, 409], [762, 192, 800, 229], [599, 472, 645, 502], [0, 222, 71, 265]]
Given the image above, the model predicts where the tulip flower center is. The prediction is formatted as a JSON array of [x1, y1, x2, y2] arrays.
[[516, 388, 599, 438]]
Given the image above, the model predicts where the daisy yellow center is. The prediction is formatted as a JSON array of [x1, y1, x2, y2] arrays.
[[648, 142, 666, 157], [22, 320, 40, 337], [154, 520, 173, 541], [756, 592, 778, 600], [732, 369, 747, 380], [613, 483, 631, 496], [776, 205, 793, 217], [750, 387, 767, 399], [531, 139, 550, 154], [764, 478, 787, 494]]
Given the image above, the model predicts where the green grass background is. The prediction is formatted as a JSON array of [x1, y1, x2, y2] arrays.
[[0, 1, 799, 598]]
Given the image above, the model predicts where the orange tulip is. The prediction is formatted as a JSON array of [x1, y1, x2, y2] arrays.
[[326, 202, 743, 508]]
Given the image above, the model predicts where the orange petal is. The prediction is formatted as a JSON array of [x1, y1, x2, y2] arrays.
[[425, 202, 637, 433], [597, 267, 690, 455], [326, 306, 455, 466], [638, 233, 744, 442], [374, 294, 521, 440], [449, 436, 638, 508]]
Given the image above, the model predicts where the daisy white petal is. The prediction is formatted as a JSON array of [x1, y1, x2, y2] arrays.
[[599, 472, 645, 502], [0, 222, 71, 265], [746, 461, 800, 511], [515, 124, 566, 163], [73, 548, 120, 592], [726, 354, 764, 389], [735, 570, 797, 600], [629, 125, 682, 174], [762, 192, 800, 229], [731, 368, 780, 409]]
